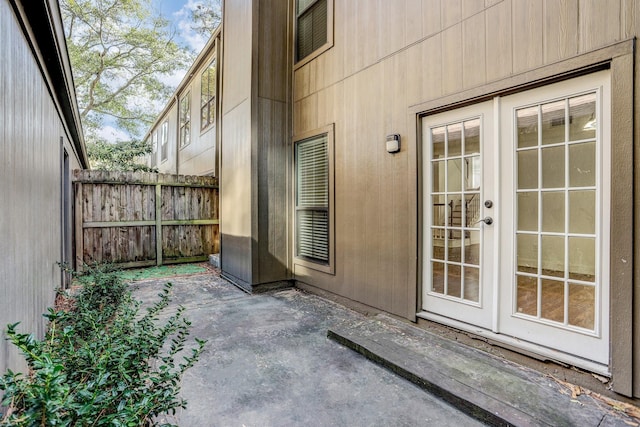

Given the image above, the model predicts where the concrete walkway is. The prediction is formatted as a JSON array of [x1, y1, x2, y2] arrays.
[[130, 270, 638, 426], [131, 272, 482, 426]]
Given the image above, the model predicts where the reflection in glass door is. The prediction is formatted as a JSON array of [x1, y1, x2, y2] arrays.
[[421, 70, 610, 371], [514, 93, 599, 331], [430, 120, 482, 303], [422, 100, 495, 331], [499, 70, 610, 368]]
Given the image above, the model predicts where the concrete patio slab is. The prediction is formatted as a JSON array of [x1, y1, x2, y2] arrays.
[[130, 270, 639, 426], [329, 315, 637, 427], [131, 272, 483, 426]]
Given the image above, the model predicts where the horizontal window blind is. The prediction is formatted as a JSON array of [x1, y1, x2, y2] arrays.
[[296, 134, 329, 263], [297, 210, 329, 261], [296, 0, 327, 61]]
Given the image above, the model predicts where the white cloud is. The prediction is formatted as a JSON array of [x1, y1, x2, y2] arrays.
[[173, 0, 213, 52], [96, 125, 131, 143], [160, 68, 189, 89]]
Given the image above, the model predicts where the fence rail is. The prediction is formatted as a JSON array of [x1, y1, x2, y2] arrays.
[[74, 170, 219, 272]]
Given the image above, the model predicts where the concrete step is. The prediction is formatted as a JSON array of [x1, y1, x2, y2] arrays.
[[328, 314, 632, 427], [209, 253, 220, 268]]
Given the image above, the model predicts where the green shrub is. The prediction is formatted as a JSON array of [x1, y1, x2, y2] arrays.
[[0, 266, 205, 426]]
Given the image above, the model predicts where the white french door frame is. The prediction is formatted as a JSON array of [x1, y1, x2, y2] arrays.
[[420, 101, 496, 331], [497, 71, 611, 369], [418, 70, 611, 375]]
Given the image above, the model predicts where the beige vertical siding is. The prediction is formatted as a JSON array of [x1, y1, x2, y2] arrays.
[[625, 0, 640, 400], [0, 0, 84, 374], [220, 0, 254, 285], [179, 50, 217, 177], [155, 108, 178, 174], [219, 0, 290, 287], [293, 0, 631, 321], [146, 35, 220, 177], [253, 0, 290, 284]]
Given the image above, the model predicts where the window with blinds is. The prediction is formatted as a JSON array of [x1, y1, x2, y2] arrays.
[[296, 133, 329, 263], [296, 0, 328, 62]]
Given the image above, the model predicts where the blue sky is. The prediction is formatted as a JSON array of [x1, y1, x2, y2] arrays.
[[154, 0, 212, 53]]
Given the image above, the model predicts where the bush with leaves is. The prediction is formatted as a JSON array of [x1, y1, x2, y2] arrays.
[[0, 266, 205, 426], [87, 138, 158, 172]]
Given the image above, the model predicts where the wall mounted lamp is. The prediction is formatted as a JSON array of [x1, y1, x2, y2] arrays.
[[386, 134, 401, 154]]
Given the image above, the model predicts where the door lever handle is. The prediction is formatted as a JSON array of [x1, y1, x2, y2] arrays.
[[475, 216, 493, 225]]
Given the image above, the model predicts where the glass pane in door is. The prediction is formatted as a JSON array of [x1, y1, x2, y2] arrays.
[[429, 118, 483, 304], [514, 92, 599, 331]]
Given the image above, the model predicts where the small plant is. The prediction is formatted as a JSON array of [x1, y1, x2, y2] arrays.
[[0, 265, 205, 426]]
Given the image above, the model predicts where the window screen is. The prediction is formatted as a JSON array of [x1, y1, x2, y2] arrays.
[[296, 0, 328, 62], [295, 134, 329, 262]]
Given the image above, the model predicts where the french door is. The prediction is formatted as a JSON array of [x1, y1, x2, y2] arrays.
[[421, 101, 496, 330], [421, 71, 610, 370]]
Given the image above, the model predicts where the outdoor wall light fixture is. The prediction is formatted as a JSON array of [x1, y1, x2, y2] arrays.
[[386, 134, 401, 154]]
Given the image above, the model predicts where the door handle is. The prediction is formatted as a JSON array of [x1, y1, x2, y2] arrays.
[[475, 216, 493, 225]]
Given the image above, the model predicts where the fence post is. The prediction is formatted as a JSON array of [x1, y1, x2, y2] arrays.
[[155, 183, 163, 266], [74, 181, 84, 273]]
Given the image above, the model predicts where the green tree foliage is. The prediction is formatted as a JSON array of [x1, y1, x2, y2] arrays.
[[87, 138, 156, 171], [61, 0, 192, 168], [188, 0, 222, 38]]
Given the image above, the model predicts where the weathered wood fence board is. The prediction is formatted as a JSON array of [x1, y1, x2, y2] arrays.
[[73, 170, 219, 272]]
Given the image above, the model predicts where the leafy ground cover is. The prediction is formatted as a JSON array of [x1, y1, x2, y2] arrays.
[[0, 265, 205, 426]]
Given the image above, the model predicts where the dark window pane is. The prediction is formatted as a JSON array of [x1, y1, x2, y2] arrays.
[[297, 0, 327, 61]]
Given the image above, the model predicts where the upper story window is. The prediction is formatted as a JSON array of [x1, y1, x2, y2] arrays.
[[151, 131, 158, 167], [200, 59, 216, 131], [295, 0, 332, 63], [179, 92, 191, 148], [160, 120, 168, 162]]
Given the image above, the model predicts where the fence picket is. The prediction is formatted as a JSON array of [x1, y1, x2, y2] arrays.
[[73, 170, 219, 271]]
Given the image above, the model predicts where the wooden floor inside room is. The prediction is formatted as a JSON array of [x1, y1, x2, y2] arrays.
[[431, 269, 595, 331]]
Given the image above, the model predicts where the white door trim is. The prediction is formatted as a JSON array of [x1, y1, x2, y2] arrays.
[[418, 70, 611, 374], [416, 311, 610, 376], [497, 70, 611, 367], [421, 101, 495, 330]]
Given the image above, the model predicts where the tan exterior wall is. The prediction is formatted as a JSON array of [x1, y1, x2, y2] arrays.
[[291, 0, 640, 396], [0, 0, 85, 374], [178, 56, 217, 177], [155, 108, 178, 174], [220, 0, 254, 285], [147, 38, 219, 177], [219, 0, 291, 288], [254, 0, 290, 284]]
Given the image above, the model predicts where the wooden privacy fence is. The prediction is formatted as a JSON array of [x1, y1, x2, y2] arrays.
[[74, 170, 219, 272]]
